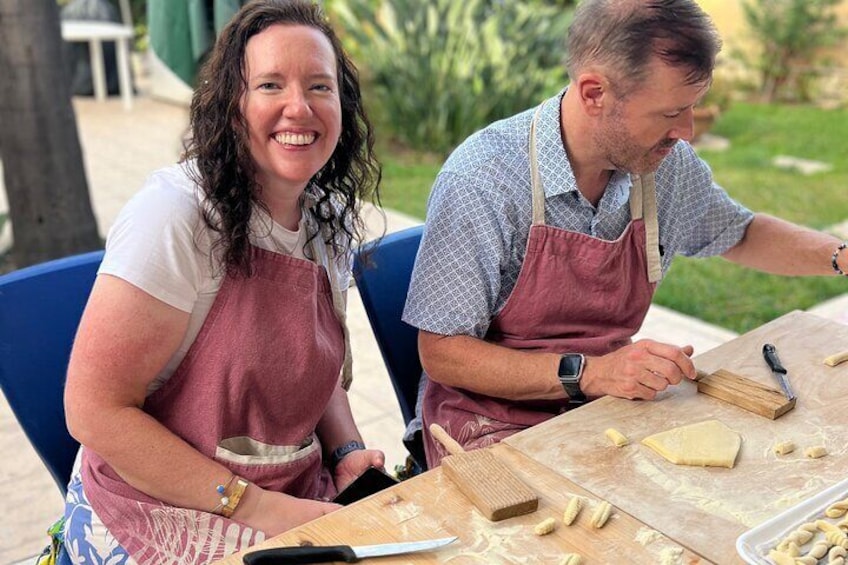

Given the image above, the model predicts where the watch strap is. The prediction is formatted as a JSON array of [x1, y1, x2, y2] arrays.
[[330, 440, 366, 471], [559, 354, 587, 403]]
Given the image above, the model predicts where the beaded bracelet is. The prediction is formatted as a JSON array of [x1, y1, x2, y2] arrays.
[[211, 474, 236, 515], [211, 476, 248, 518], [833, 242, 848, 276], [220, 478, 248, 518]]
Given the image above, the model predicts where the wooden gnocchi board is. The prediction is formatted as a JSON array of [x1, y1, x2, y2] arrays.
[[213, 444, 710, 564], [695, 368, 796, 419], [504, 311, 848, 565]]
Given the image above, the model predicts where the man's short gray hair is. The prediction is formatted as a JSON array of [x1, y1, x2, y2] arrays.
[[565, 0, 721, 95]]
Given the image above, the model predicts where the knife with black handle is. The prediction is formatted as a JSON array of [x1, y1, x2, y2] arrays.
[[763, 343, 796, 400], [243, 545, 357, 564], [243, 537, 457, 564]]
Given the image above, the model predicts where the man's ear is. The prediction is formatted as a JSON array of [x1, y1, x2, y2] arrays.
[[576, 72, 607, 116]]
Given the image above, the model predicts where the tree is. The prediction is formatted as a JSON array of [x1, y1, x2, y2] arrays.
[[742, 0, 847, 103], [0, 0, 100, 268]]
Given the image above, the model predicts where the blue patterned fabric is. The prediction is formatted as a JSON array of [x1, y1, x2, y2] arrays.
[[403, 88, 754, 338], [64, 474, 132, 565]]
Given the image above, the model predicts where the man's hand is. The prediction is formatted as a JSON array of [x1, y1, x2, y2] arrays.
[[580, 340, 696, 400]]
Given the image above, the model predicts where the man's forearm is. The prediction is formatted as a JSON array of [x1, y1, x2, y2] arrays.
[[418, 330, 564, 401], [722, 213, 844, 276]]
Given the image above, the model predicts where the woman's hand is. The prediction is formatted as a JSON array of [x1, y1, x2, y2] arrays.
[[234, 486, 341, 537], [333, 448, 386, 491]]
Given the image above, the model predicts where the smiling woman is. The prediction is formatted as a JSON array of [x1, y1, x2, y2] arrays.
[[57, 2, 385, 564], [241, 24, 342, 230]]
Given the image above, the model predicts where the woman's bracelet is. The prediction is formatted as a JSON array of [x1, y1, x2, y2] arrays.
[[833, 242, 847, 276], [211, 474, 249, 518]]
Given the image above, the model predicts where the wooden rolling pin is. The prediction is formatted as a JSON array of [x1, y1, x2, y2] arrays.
[[429, 423, 538, 521]]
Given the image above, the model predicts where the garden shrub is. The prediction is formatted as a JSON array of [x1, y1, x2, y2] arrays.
[[329, 0, 572, 155]]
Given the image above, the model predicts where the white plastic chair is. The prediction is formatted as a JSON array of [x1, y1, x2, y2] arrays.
[[61, 0, 135, 110]]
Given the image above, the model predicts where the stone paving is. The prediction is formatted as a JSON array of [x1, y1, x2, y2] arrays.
[[1, 92, 846, 564]]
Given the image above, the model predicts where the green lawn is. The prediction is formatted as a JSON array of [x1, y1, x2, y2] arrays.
[[378, 102, 848, 333]]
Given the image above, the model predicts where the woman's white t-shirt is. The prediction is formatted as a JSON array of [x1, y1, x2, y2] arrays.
[[99, 162, 351, 394]]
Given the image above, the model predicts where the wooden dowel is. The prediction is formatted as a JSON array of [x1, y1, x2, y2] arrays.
[[429, 423, 465, 456]]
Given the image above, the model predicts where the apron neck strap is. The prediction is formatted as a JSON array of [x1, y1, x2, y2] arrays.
[[307, 235, 354, 389], [631, 173, 662, 283], [529, 103, 547, 227], [529, 99, 662, 283]]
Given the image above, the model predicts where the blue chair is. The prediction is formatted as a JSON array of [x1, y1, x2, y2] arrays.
[[0, 250, 104, 497], [353, 225, 427, 471]]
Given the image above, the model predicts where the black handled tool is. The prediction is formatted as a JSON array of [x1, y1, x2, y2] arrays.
[[763, 343, 796, 401], [243, 537, 457, 564]]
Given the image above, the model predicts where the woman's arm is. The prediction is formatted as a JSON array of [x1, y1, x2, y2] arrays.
[[65, 274, 338, 535], [316, 383, 385, 490]]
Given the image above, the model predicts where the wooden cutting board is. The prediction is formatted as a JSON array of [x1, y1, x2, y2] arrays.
[[214, 444, 711, 564], [504, 311, 848, 565]]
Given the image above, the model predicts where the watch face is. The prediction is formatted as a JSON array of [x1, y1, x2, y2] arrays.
[[559, 354, 582, 381], [559, 354, 586, 403]]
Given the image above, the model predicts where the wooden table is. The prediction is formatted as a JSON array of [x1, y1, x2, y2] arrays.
[[215, 311, 846, 564], [215, 443, 708, 564], [504, 310, 848, 564]]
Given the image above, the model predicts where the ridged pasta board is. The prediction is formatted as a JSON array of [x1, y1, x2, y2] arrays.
[[695, 368, 796, 419], [429, 423, 538, 521]]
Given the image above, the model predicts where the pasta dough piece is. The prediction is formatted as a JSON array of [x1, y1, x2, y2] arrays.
[[773, 440, 796, 455], [776, 540, 801, 557], [605, 427, 629, 447], [590, 500, 613, 528], [824, 350, 848, 367], [825, 529, 848, 547], [641, 420, 742, 468], [818, 520, 842, 534], [563, 496, 583, 526], [534, 517, 557, 536], [559, 554, 582, 565], [659, 547, 683, 565], [806, 446, 829, 459], [778, 528, 815, 550], [768, 549, 797, 565], [809, 540, 832, 560], [827, 499, 848, 518]]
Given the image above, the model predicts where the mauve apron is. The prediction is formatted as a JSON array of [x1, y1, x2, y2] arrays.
[[422, 101, 663, 467], [80, 242, 348, 564]]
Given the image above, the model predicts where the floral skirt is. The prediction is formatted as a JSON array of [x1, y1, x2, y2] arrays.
[[64, 473, 134, 564]]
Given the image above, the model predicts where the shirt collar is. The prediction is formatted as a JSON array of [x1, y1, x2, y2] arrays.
[[534, 88, 631, 210]]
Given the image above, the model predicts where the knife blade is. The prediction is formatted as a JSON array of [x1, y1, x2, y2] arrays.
[[762, 343, 796, 400], [242, 536, 457, 564]]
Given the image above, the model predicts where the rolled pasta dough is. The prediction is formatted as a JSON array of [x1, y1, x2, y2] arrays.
[[641, 420, 742, 468]]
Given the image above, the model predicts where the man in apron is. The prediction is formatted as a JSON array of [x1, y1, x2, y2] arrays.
[[403, 0, 847, 468]]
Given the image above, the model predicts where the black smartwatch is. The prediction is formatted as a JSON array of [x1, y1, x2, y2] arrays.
[[558, 353, 586, 404]]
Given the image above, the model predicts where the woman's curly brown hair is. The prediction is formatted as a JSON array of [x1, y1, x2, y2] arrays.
[[183, 0, 381, 276]]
